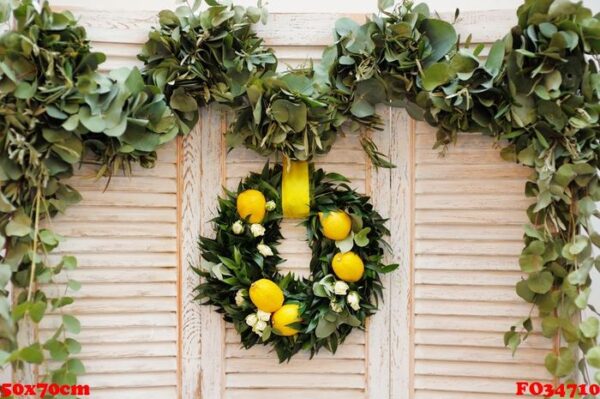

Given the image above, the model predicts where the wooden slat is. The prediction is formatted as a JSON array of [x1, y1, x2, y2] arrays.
[[198, 107, 227, 398], [226, 389, 365, 399]]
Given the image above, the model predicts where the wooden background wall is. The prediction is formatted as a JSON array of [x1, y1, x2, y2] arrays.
[[37, 1, 557, 398]]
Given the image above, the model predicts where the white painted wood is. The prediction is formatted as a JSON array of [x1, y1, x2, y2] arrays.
[[180, 120, 203, 399], [389, 109, 415, 399], [366, 106, 392, 399], [412, 122, 553, 398], [198, 107, 227, 399]]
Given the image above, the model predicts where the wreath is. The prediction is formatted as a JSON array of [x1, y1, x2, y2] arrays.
[[194, 163, 397, 361]]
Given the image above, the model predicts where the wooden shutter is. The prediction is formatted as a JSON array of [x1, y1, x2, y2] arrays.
[[41, 2, 180, 398], [411, 122, 554, 398]]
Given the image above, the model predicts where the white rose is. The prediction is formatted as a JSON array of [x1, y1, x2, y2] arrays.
[[232, 220, 244, 235], [257, 243, 273, 257], [330, 300, 343, 313], [347, 291, 360, 311], [245, 313, 258, 327], [265, 201, 276, 211], [250, 223, 266, 237], [334, 281, 349, 296], [253, 320, 268, 333], [235, 289, 246, 306], [256, 309, 271, 322], [321, 275, 335, 292]]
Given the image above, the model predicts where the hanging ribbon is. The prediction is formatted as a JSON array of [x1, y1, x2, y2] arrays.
[[281, 157, 310, 219]]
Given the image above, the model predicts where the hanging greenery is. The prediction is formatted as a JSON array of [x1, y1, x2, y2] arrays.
[[0, 0, 175, 385], [1, 0, 600, 385]]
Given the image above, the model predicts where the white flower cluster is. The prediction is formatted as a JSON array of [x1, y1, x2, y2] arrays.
[[235, 289, 247, 306], [318, 274, 361, 312], [245, 310, 271, 336], [232, 220, 244, 235], [231, 198, 276, 257], [250, 223, 265, 237], [265, 200, 276, 211], [347, 291, 360, 311], [257, 242, 273, 257]]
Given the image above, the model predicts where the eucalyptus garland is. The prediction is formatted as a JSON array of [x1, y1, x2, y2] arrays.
[[0, 0, 599, 385], [0, 0, 175, 385], [195, 163, 397, 361]]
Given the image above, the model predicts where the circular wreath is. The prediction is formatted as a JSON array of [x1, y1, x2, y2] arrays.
[[195, 163, 397, 361]]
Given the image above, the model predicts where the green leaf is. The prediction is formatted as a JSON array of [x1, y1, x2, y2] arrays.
[[587, 346, 600, 368], [62, 256, 78, 270], [527, 271, 553, 294], [0, 192, 15, 212], [0, 264, 10, 287], [125, 67, 145, 95], [170, 87, 198, 113], [335, 233, 354, 254], [65, 358, 85, 375], [484, 40, 505, 78], [5, 211, 32, 237], [541, 316, 560, 337], [78, 106, 106, 133], [67, 279, 81, 291], [350, 99, 375, 118], [421, 62, 456, 91], [504, 330, 521, 355], [62, 315, 81, 334], [65, 338, 81, 354], [29, 301, 47, 323], [315, 317, 336, 338], [519, 254, 543, 273], [516, 279, 536, 302], [0, 0, 11, 24], [580, 318, 599, 338], [575, 287, 591, 309], [335, 17, 359, 37], [19, 344, 44, 364], [545, 347, 576, 377], [354, 227, 371, 247], [421, 19, 457, 67], [511, 94, 537, 127], [14, 81, 36, 99]]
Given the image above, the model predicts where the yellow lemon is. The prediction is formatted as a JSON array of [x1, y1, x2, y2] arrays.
[[272, 304, 301, 336], [249, 279, 284, 313], [237, 189, 266, 224], [319, 210, 352, 241], [332, 251, 364, 282]]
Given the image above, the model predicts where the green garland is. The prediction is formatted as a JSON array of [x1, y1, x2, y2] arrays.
[[195, 163, 397, 361], [0, 0, 181, 384], [1, 0, 600, 384]]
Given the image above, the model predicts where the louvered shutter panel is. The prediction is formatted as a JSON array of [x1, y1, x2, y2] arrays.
[[41, 2, 179, 398], [412, 124, 553, 398]]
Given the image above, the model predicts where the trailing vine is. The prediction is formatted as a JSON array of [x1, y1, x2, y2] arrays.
[[0, 0, 599, 386], [0, 0, 176, 388]]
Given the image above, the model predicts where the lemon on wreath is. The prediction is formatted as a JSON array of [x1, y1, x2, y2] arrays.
[[318, 210, 352, 241], [272, 304, 301, 336], [237, 189, 266, 224], [332, 251, 364, 282], [249, 278, 284, 313]]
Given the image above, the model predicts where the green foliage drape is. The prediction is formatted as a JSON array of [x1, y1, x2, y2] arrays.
[[1, 0, 600, 386]]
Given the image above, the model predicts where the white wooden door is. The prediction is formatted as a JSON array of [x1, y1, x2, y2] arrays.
[[42, 1, 554, 398]]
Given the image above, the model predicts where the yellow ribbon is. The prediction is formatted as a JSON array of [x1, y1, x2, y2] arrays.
[[281, 158, 310, 219]]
